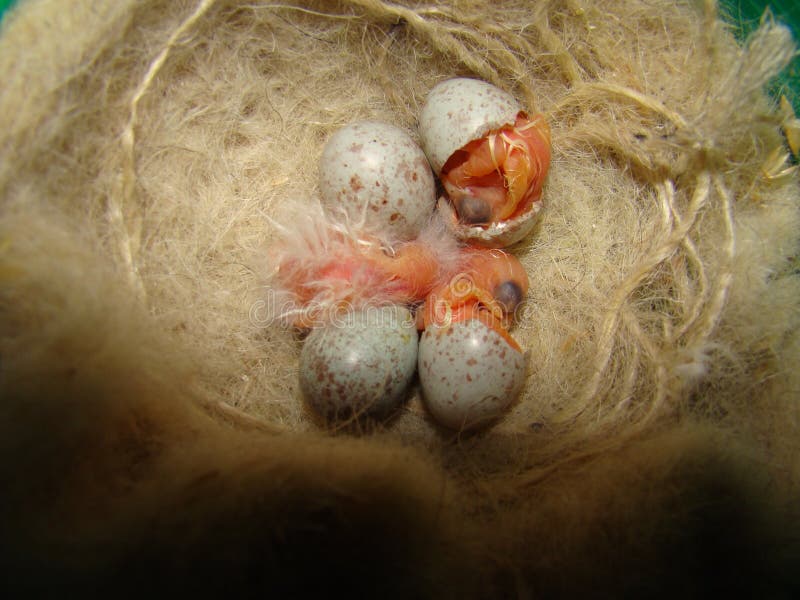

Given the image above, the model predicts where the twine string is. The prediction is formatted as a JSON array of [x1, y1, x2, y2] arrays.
[[115, 0, 219, 300]]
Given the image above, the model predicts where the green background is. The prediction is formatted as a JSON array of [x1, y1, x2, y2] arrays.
[[723, 1, 800, 113], [0, 0, 798, 110], [0, 0, 12, 21]]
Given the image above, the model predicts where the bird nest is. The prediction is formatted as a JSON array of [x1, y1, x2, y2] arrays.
[[1, 0, 799, 595]]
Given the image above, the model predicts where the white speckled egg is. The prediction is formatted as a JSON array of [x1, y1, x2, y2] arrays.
[[418, 319, 527, 431], [419, 77, 521, 175], [300, 306, 418, 422], [318, 121, 436, 241]]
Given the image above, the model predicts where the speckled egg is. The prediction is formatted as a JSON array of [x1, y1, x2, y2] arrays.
[[419, 78, 521, 175], [318, 121, 436, 241], [418, 319, 527, 431], [300, 306, 418, 422]]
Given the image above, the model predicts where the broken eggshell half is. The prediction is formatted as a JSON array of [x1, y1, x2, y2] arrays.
[[318, 121, 436, 241], [419, 77, 550, 247], [435, 196, 543, 248]]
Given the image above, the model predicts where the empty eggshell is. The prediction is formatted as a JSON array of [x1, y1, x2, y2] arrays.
[[318, 121, 436, 241], [300, 306, 418, 422], [418, 318, 527, 431], [419, 77, 521, 175]]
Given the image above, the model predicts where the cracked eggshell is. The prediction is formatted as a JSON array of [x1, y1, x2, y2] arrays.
[[418, 319, 527, 431], [318, 121, 435, 241], [420, 78, 544, 247], [419, 77, 521, 175], [300, 306, 418, 422], [436, 196, 543, 248]]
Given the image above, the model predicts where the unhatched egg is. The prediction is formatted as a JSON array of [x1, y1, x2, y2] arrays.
[[300, 306, 418, 423], [419, 78, 551, 247], [318, 121, 436, 241], [418, 318, 527, 431]]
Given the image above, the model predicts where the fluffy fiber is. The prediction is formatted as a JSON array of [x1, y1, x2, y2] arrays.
[[1, 0, 799, 595]]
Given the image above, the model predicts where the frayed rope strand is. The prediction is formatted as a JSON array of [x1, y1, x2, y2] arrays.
[[690, 174, 735, 345], [115, 0, 218, 300], [344, 0, 530, 88], [581, 171, 712, 406]]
